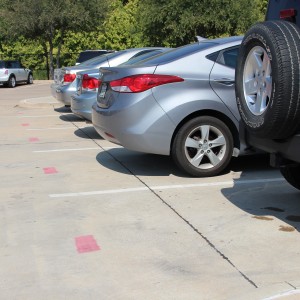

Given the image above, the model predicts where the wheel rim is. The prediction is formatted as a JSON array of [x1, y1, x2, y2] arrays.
[[29, 75, 33, 83], [184, 124, 226, 170], [11, 77, 16, 87], [243, 46, 272, 116]]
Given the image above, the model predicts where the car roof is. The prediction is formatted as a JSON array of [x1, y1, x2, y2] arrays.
[[129, 36, 243, 66]]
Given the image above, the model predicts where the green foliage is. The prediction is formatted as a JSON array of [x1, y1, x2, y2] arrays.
[[0, 0, 271, 77], [137, 0, 264, 47], [103, 0, 144, 50]]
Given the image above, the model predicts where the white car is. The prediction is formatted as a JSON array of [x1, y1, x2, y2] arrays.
[[0, 60, 33, 88]]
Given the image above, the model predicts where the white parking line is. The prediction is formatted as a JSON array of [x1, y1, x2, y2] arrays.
[[27, 127, 76, 130], [17, 115, 61, 118], [49, 177, 285, 198], [33, 146, 122, 153], [262, 289, 300, 299], [34, 147, 100, 153]]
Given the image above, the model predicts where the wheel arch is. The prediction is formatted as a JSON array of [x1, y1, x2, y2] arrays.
[[170, 109, 240, 154]]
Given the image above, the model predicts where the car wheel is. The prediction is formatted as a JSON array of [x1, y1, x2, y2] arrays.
[[27, 73, 33, 84], [280, 164, 300, 191], [235, 20, 300, 139], [171, 116, 234, 177], [8, 76, 16, 88]]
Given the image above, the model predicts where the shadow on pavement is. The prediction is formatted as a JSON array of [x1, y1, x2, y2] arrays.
[[221, 170, 300, 232], [54, 106, 72, 113], [95, 148, 189, 177], [74, 126, 103, 140]]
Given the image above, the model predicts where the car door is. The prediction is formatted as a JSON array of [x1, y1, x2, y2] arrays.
[[209, 46, 240, 119]]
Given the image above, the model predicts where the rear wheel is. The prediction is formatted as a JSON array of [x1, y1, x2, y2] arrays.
[[8, 76, 16, 88], [27, 73, 33, 84], [280, 165, 300, 190], [171, 116, 234, 177], [235, 20, 300, 139]]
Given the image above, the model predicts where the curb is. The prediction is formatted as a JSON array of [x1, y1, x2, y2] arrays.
[[18, 96, 62, 108]]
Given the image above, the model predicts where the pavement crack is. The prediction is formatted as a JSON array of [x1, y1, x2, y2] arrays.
[[285, 281, 297, 289], [89, 134, 258, 289]]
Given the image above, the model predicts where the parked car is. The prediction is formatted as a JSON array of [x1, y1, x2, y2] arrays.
[[92, 36, 249, 177], [71, 48, 172, 121], [50, 47, 167, 106], [235, 0, 300, 189], [0, 60, 33, 88], [75, 50, 114, 65]]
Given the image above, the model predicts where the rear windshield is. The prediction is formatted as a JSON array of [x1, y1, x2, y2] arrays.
[[0, 61, 5, 68], [80, 51, 126, 67], [76, 51, 108, 64], [137, 42, 218, 65]]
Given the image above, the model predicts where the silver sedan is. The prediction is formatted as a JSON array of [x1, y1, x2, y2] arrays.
[[71, 48, 172, 121], [92, 36, 249, 177], [50, 48, 166, 106]]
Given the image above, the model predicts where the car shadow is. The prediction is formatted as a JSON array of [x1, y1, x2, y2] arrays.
[[95, 148, 189, 177], [54, 106, 72, 113], [74, 126, 103, 140], [59, 113, 85, 122], [221, 171, 300, 232]]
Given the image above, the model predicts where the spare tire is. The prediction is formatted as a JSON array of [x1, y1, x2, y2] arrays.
[[235, 20, 300, 139]]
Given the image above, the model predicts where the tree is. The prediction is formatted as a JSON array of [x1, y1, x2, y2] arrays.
[[136, 0, 264, 47], [103, 0, 144, 50], [0, 0, 110, 78]]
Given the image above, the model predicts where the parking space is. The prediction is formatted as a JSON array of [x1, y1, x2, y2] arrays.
[[1, 82, 300, 299]]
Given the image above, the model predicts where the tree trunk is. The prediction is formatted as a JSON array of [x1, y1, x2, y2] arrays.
[[48, 34, 54, 80], [56, 28, 65, 69], [42, 42, 49, 80]]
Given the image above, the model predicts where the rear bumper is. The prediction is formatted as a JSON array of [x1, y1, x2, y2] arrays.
[[50, 82, 75, 105], [71, 91, 97, 121], [248, 134, 300, 165]]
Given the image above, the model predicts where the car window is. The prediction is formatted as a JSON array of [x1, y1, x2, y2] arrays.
[[217, 47, 239, 69], [76, 51, 109, 64], [206, 51, 220, 62], [0, 61, 4, 68], [12, 61, 21, 68]]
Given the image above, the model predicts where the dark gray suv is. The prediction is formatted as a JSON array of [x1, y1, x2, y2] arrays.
[[235, 0, 300, 190], [0, 60, 33, 88]]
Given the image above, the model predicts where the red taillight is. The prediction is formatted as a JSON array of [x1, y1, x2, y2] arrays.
[[4, 69, 8, 75], [82, 74, 101, 89], [280, 8, 296, 19], [63, 73, 76, 82], [110, 74, 184, 93]]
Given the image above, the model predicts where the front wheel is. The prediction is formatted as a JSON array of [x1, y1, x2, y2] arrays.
[[171, 116, 234, 177], [280, 165, 300, 191], [8, 76, 16, 88]]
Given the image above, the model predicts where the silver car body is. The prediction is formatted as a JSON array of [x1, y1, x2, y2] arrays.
[[92, 37, 247, 161], [71, 48, 172, 121], [51, 48, 167, 105]]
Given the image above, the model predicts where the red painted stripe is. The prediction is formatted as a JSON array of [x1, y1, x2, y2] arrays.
[[21, 123, 30, 126], [29, 137, 39, 142], [75, 235, 100, 253], [43, 167, 58, 174]]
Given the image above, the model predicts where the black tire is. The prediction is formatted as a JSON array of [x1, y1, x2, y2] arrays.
[[280, 164, 300, 190], [27, 73, 33, 84], [171, 116, 234, 177], [8, 75, 16, 88], [235, 20, 300, 139]]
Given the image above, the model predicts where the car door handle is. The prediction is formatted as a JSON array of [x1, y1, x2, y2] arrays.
[[213, 78, 235, 86]]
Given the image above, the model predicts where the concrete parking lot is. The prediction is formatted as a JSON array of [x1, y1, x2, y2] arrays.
[[1, 81, 300, 300]]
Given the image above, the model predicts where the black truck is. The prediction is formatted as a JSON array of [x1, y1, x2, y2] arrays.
[[235, 0, 300, 190]]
